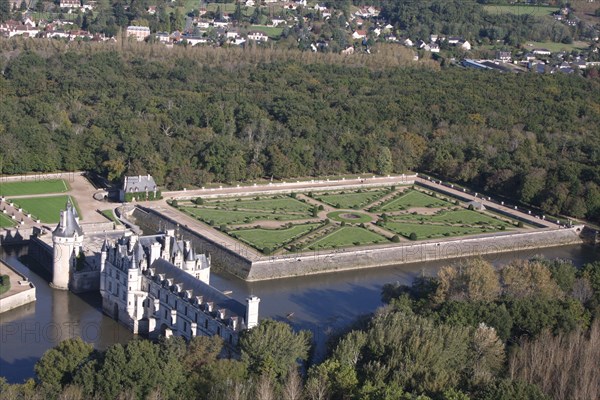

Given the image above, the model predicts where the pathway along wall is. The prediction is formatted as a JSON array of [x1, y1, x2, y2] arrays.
[[133, 207, 584, 281]]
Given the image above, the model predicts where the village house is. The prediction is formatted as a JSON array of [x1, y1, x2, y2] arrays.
[[533, 48, 552, 56], [126, 26, 151, 41], [496, 51, 512, 63], [59, 0, 80, 8], [352, 30, 367, 40], [247, 31, 268, 42]]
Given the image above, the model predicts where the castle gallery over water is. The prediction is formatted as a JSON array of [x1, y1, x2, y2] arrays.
[[46, 199, 260, 345]]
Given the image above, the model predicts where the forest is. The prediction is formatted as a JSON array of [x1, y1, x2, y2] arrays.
[[0, 41, 599, 223], [1, 257, 599, 399]]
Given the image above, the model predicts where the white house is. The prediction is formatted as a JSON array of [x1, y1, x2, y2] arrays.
[[126, 26, 150, 42], [247, 31, 268, 42], [460, 40, 471, 51], [60, 0, 80, 8]]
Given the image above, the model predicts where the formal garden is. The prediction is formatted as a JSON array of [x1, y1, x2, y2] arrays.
[[171, 185, 525, 255]]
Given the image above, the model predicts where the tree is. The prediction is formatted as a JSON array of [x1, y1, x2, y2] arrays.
[[0, 0, 10, 22], [434, 258, 500, 303], [34, 338, 93, 396], [239, 320, 311, 382], [500, 260, 563, 300], [376, 146, 393, 175]]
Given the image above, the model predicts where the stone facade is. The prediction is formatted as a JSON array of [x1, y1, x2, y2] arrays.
[[99, 230, 259, 344], [51, 199, 84, 290]]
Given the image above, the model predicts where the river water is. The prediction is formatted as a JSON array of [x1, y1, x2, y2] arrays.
[[1, 243, 598, 383]]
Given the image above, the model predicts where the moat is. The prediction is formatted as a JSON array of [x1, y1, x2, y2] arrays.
[[1, 243, 598, 383]]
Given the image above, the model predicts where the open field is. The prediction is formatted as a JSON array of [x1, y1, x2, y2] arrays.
[[307, 227, 389, 250], [230, 223, 320, 251], [315, 190, 387, 209], [522, 41, 589, 53], [0, 213, 15, 228], [173, 184, 523, 254], [0, 179, 68, 197], [483, 4, 558, 17], [378, 190, 452, 211], [10, 195, 78, 224]]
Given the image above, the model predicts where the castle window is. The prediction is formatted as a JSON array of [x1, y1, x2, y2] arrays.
[[184, 306, 188, 316], [175, 300, 178, 310], [183, 321, 187, 333], [165, 309, 168, 319], [122, 292, 126, 301], [217, 326, 221, 336], [204, 320, 208, 329], [108, 282, 112, 292]]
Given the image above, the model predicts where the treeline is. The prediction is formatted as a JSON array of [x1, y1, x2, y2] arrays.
[[0, 43, 599, 222], [354, 0, 586, 44], [1, 258, 598, 399]]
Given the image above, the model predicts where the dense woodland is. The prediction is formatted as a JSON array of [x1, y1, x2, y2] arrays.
[[1, 41, 599, 222], [1, 257, 599, 399]]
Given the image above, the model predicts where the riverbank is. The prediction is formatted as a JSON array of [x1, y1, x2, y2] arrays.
[[133, 205, 584, 281], [0, 260, 35, 313]]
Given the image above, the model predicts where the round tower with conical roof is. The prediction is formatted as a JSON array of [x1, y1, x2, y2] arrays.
[[51, 199, 84, 290]]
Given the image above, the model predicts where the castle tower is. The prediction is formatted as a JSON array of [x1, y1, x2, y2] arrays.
[[51, 199, 84, 290]]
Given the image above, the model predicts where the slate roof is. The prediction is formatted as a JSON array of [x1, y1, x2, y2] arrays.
[[53, 199, 83, 238], [149, 258, 246, 319], [123, 175, 157, 193]]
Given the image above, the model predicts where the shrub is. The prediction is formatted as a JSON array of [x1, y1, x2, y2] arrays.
[[262, 247, 272, 255], [171, 200, 178, 207], [193, 197, 204, 205], [392, 235, 400, 243], [341, 221, 346, 227], [518, 221, 524, 228], [409, 232, 418, 241], [0, 275, 10, 296], [290, 192, 297, 198], [318, 205, 324, 211]]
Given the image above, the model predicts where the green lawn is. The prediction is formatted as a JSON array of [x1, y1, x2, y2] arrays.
[[383, 222, 492, 240], [100, 209, 121, 225], [230, 223, 320, 251], [390, 209, 512, 227], [308, 227, 389, 250], [249, 25, 283, 39], [0, 179, 69, 197], [522, 41, 589, 53], [0, 213, 15, 228], [181, 207, 302, 226], [483, 4, 558, 17], [204, 196, 313, 214], [379, 190, 452, 211], [316, 190, 387, 209], [10, 195, 78, 224], [327, 211, 373, 224]]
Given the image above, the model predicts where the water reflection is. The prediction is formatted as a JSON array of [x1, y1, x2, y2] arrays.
[[0, 243, 598, 382], [0, 245, 133, 383]]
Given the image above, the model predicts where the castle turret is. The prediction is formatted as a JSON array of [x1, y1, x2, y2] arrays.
[[52, 199, 84, 290]]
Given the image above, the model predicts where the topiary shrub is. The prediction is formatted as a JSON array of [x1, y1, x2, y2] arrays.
[[409, 232, 418, 241], [392, 235, 400, 243]]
